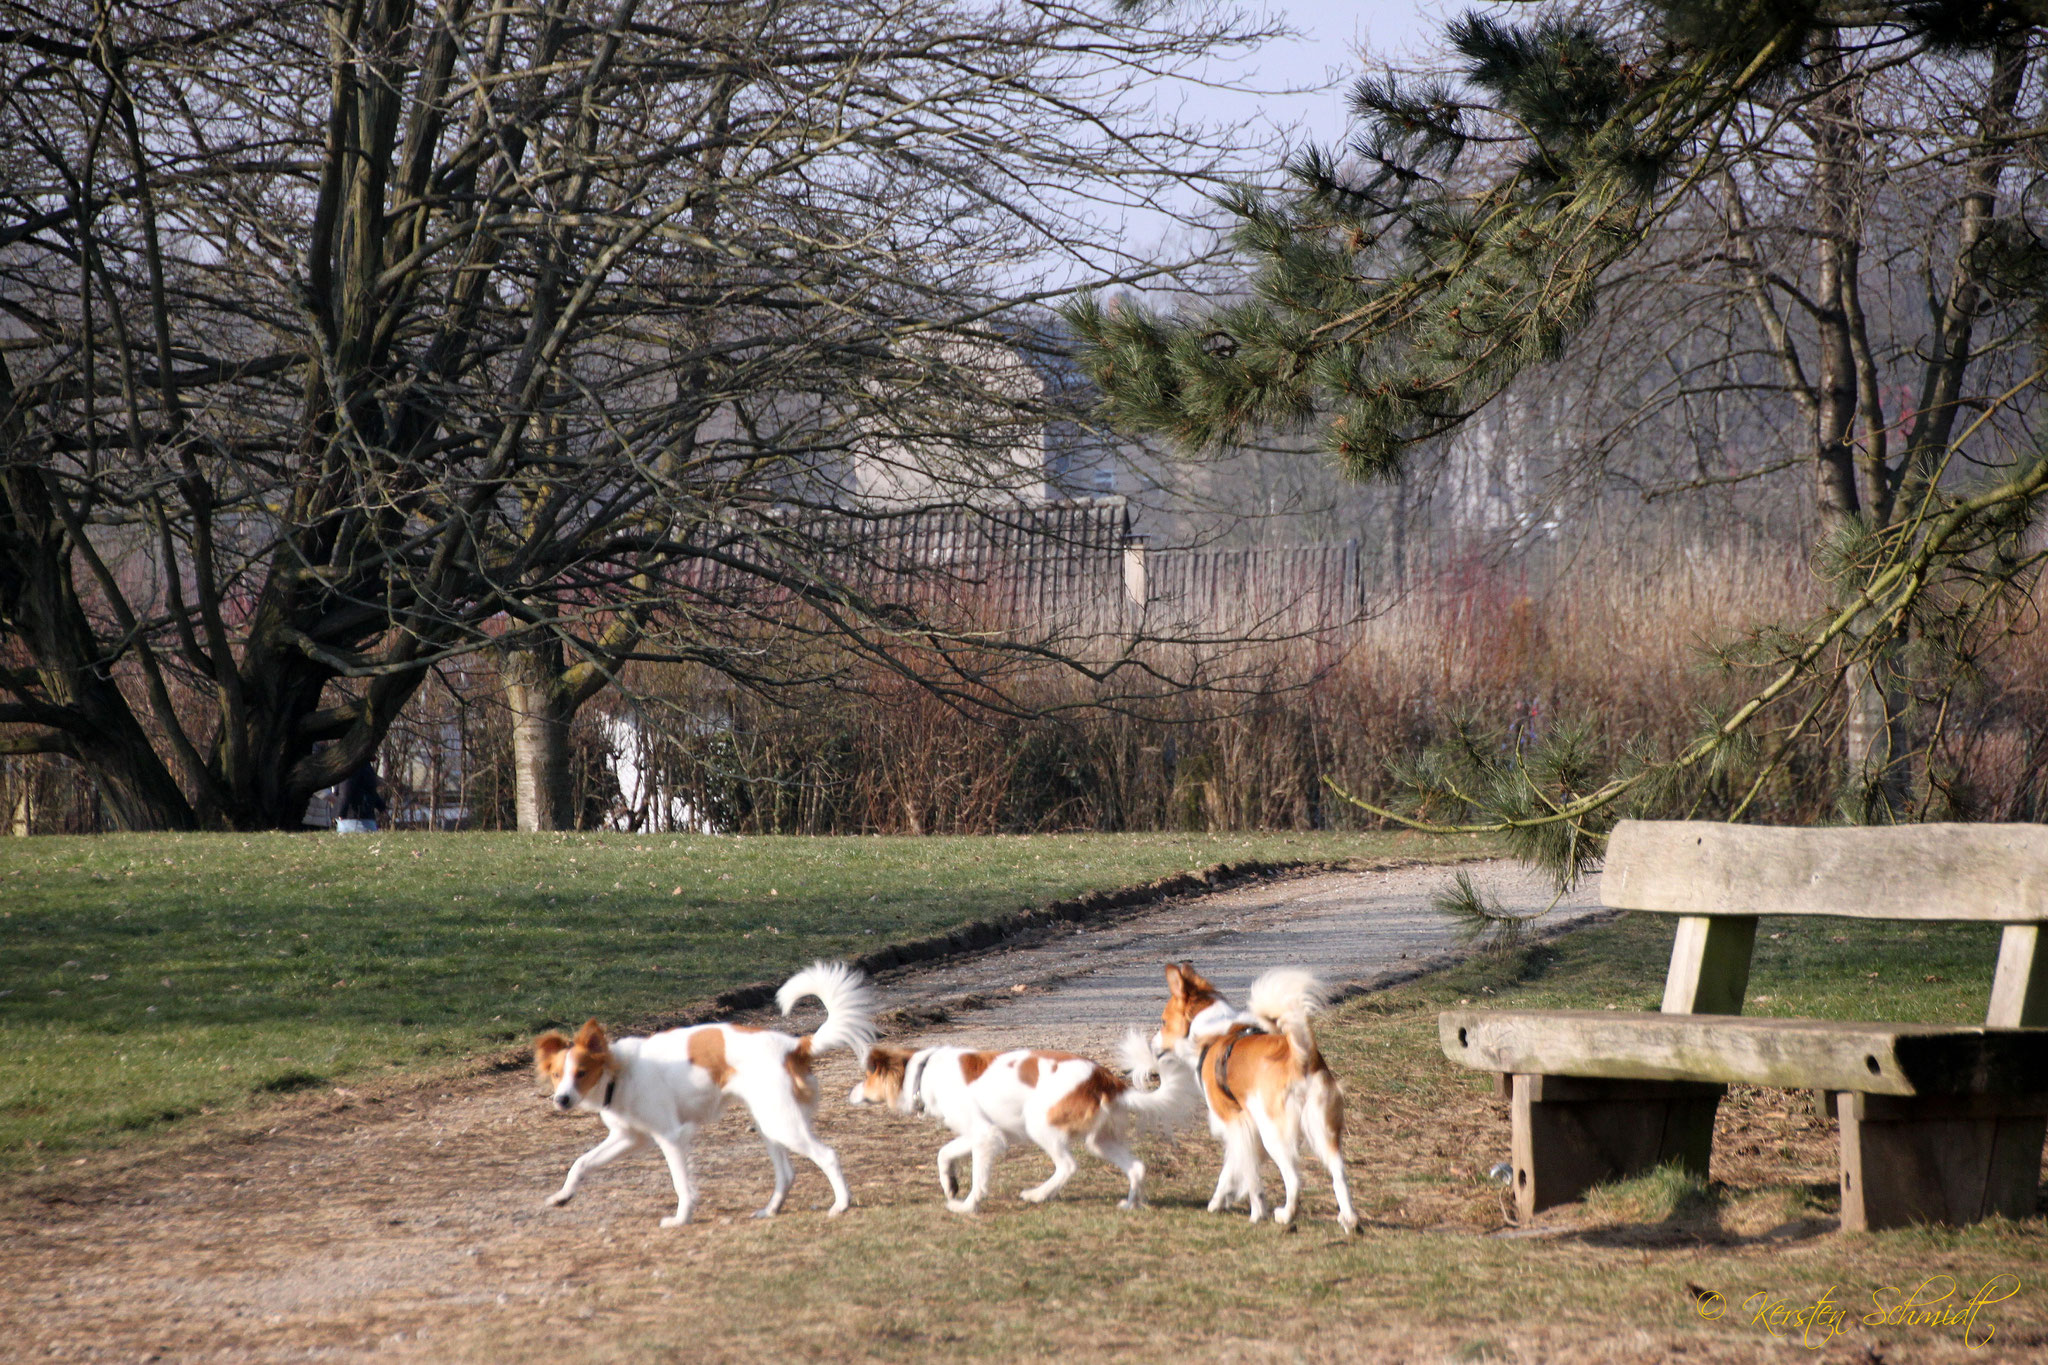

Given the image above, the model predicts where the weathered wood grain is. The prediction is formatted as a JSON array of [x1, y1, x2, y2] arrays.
[[1440, 1010, 2048, 1096], [1989, 924, 2048, 1027], [1660, 914, 1756, 1014], [1838, 1091, 2048, 1230], [1509, 1075, 1722, 1218], [1601, 820, 2048, 922]]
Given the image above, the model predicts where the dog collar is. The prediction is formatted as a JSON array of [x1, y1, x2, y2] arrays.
[[601, 1074, 617, 1108]]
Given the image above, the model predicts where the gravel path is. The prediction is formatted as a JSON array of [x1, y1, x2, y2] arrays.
[[4, 857, 1606, 1361], [878, 859, 1607, 1052]]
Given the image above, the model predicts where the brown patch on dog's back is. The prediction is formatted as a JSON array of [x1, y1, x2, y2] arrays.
[[688, 1027, 733, 1087], [1047, 1064, 1127, 1130], [1201, 1026, 1293, 1122], [1014, 1050, 1081, 1088], [957, 1051, 996, 1084], [784, 1035, 816, 1105]]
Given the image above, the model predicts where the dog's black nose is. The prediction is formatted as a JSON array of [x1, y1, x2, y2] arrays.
[[552, 1094, 573, 1111]]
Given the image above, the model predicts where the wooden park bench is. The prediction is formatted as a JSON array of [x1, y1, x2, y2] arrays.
[[1440, 820, 2048, 1230]]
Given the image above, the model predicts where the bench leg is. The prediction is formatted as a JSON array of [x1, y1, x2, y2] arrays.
[[1510, 1075, 1725, 1219], [1838, 1092, 2048, 1231]]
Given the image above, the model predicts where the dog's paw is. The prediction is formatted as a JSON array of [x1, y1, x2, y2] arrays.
[[1272, 1208, 1295, 1226], [1018, 1189, 1048, 1204], [1117, 1197, 1143, 1211], [750, 1206, 778, 1219], [659, 1212, 693, 1228], [825, 1203, 850, 1218], [1339, 1213, 1361, 1234], [546, 1191, 574, 1207], [944, 1198, 978, 1215]]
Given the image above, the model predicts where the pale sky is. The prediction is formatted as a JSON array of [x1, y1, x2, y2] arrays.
[[1093, 0, 1449, 285], [1196, 0, 1440, 146]]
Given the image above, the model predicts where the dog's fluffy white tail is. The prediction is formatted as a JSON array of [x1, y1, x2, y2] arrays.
[[1247, 968, 1326, 1074], [1115, 1028, 1202, 1132], [777, 961, 878, 1059]]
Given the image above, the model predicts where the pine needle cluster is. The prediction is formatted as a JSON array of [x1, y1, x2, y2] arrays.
[[1066, 0, 2034, 485], [1064, 0, 1845, 479]]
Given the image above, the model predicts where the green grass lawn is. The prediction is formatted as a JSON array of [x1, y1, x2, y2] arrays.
[[0, 828, 1476, 1169], [1411, 902, 2013, 1024]]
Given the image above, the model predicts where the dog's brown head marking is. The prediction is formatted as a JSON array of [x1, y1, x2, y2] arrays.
[[538, 1019, 615, 1109], [1159, 962, 1220, 1048], [534, 1031, 571, 1086], [850, 1044, 914, 1107]]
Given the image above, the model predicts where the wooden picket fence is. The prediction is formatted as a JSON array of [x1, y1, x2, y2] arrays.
[[674, 500, 1367, 642]]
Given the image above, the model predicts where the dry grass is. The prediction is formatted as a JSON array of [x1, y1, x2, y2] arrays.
[[13, 526, 2048, 837]]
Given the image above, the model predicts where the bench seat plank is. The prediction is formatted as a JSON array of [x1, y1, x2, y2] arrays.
[[1601, 821, 2048, 921], [1440, 1009, 2048, 1096]]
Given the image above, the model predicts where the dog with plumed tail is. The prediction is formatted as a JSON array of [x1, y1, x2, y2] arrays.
[[1154, 962, 1359, 1232], [847, 1030, 1200, 1213], [534, 961, 876, 1226]]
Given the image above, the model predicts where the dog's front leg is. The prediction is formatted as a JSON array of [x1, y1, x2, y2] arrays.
[[651, 1127, 698, 1227], [1205, 1133, 1241, 1213], [935, 1135, 973, 1201], [548, 1129, 644, 1207], [947, 1132, 1004, 1214]]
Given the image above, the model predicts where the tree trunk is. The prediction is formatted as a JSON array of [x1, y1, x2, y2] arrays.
[[504, 646, 576, 831], [1803, 32, 1912, 817]]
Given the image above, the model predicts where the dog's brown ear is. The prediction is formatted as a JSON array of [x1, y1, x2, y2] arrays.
[[1164, 962, 1186, 994], [1171, 962, 1214, 996], [866, 1044, 910, 1077], [534, 1032, 570, 1083], [574, 1018, 609, 1052]]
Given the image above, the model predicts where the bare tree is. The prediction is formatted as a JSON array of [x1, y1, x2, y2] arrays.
[[0, 0, 1273, 829]]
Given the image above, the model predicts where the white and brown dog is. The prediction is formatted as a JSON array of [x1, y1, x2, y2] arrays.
[[848, 1032, 1198, 1213], [534, 961, 875, 1226], [1155, 962, 1359, 1232]]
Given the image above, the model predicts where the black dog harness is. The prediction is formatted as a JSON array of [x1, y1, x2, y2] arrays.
[[601, 1074, 618, 1108], [1199, 1025, 1256, 1108]]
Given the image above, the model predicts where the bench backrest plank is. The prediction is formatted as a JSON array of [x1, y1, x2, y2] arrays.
[[1605, 822, 2039, 916], [1603, 821, 2048, 922], [1605, 821, 2048, 1028]]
